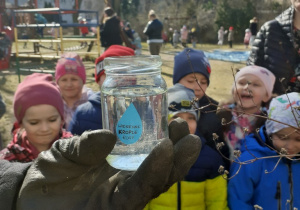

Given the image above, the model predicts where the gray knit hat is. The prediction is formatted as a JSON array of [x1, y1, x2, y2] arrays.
[[168, 83, 199, 121]]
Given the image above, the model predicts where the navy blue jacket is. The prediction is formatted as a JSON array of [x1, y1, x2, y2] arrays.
[[197, 95, 230, 170], [143, 19, 163, 41], [68, 91, 102, 135], [185, 134, 224, 182]]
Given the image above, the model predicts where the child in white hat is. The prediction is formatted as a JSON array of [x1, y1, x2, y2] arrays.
[[218, 65, 276, 156], [228, 92, 300, 209]]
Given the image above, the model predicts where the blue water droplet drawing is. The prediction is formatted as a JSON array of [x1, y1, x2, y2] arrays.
[[116, 103, 143, 144]]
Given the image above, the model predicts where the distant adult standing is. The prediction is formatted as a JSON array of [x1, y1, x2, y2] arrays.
[[100, 7, 123, 51], [247, 2, 300, 94], [249, 17, 258, 46], [143, 10, 163, 55]]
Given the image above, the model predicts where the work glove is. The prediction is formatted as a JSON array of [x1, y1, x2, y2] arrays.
[[17, 118, 201, 210], [0, 160, 31, 210]]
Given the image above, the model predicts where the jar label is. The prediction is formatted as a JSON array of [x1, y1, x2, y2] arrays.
[[116, 103, 143, 144]]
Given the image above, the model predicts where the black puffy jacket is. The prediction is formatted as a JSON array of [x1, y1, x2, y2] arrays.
[[100, 16, 123, 48], [247, 6, 300, 94]]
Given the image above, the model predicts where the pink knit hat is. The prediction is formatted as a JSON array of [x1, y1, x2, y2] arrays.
[[55, 52, 86, 84], [234, 65, 275, 99], [14, 73, 64, 123]]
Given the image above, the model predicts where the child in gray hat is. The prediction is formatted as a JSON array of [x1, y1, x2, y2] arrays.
[[146, 84, 228, 209]]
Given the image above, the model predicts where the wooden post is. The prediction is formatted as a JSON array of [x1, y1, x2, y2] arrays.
[[75, 0, 79, 10], [14, 27, 21, 83], [59, 26, 64, 54], [96, 26, 101, 57]]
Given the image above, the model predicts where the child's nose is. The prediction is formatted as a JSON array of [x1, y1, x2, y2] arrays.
[[40, 122, 49, 131], [242, 83, 249, 89], [193, 82, 201, 91]]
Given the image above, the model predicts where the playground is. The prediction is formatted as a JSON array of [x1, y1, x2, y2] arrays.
[[0, 5, 248, 146], [0, 40, 246, 146]]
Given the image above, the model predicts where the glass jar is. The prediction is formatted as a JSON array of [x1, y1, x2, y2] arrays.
[[101, 55, 169, 171]]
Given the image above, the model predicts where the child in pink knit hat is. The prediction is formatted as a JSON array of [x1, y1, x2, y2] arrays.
[[217, 65, 276, 157], [0, 73, 72, 162], [55, 52, 93, 128]]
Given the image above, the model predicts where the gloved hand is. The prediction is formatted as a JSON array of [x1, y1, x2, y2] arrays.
[[17, 118, 201, 210]]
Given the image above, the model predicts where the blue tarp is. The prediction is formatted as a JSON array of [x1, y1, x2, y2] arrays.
[[204, 50, 250, 62]]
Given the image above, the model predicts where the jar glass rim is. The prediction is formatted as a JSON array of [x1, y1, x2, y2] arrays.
[[104, 55, 162, 74]]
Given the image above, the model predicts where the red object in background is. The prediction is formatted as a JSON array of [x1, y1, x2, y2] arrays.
[[0, 47, 11, 70], [79, 20, 89, 35], [2, 26, 13, 41], [0, 29, 12, 70]]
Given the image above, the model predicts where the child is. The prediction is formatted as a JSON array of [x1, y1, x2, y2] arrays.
[[228, 26, 234, 48], [173, 48, 230, 169], [0, 73, 72, 162], [68, 45, 135, 135], [34, 13, 47, 38], [132, 31, 142, 55], [55, 52, 93, 129], [78, 16, 89, 46], [190, 27, 197, 48], [218, 26, 226, 45], [172, 29, 179, 48], [217, 65, 275, 156], [146, 84, 228, 209], [244, 28, 251, 49], [47, 22, 59, 49], [180, 25, 188, 48], [228, 92, 300, 210]]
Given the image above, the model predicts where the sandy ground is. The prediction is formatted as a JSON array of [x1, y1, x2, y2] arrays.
[[0, 42, 246, 146]]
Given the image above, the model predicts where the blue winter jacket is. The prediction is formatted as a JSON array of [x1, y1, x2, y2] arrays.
[[68, 91, 102, 135], [228, 126, 300, 210], [145, 135, 228, 210]]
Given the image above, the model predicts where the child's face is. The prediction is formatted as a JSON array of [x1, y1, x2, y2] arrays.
[[291, 0, 300, 12], [271, 127, 300, 158], [58, 74, 84, 100], [179, 73, 208, 99], [169, 112, 197, 134], [233, 74, 268, 113], [21, 104, 63, 152]]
